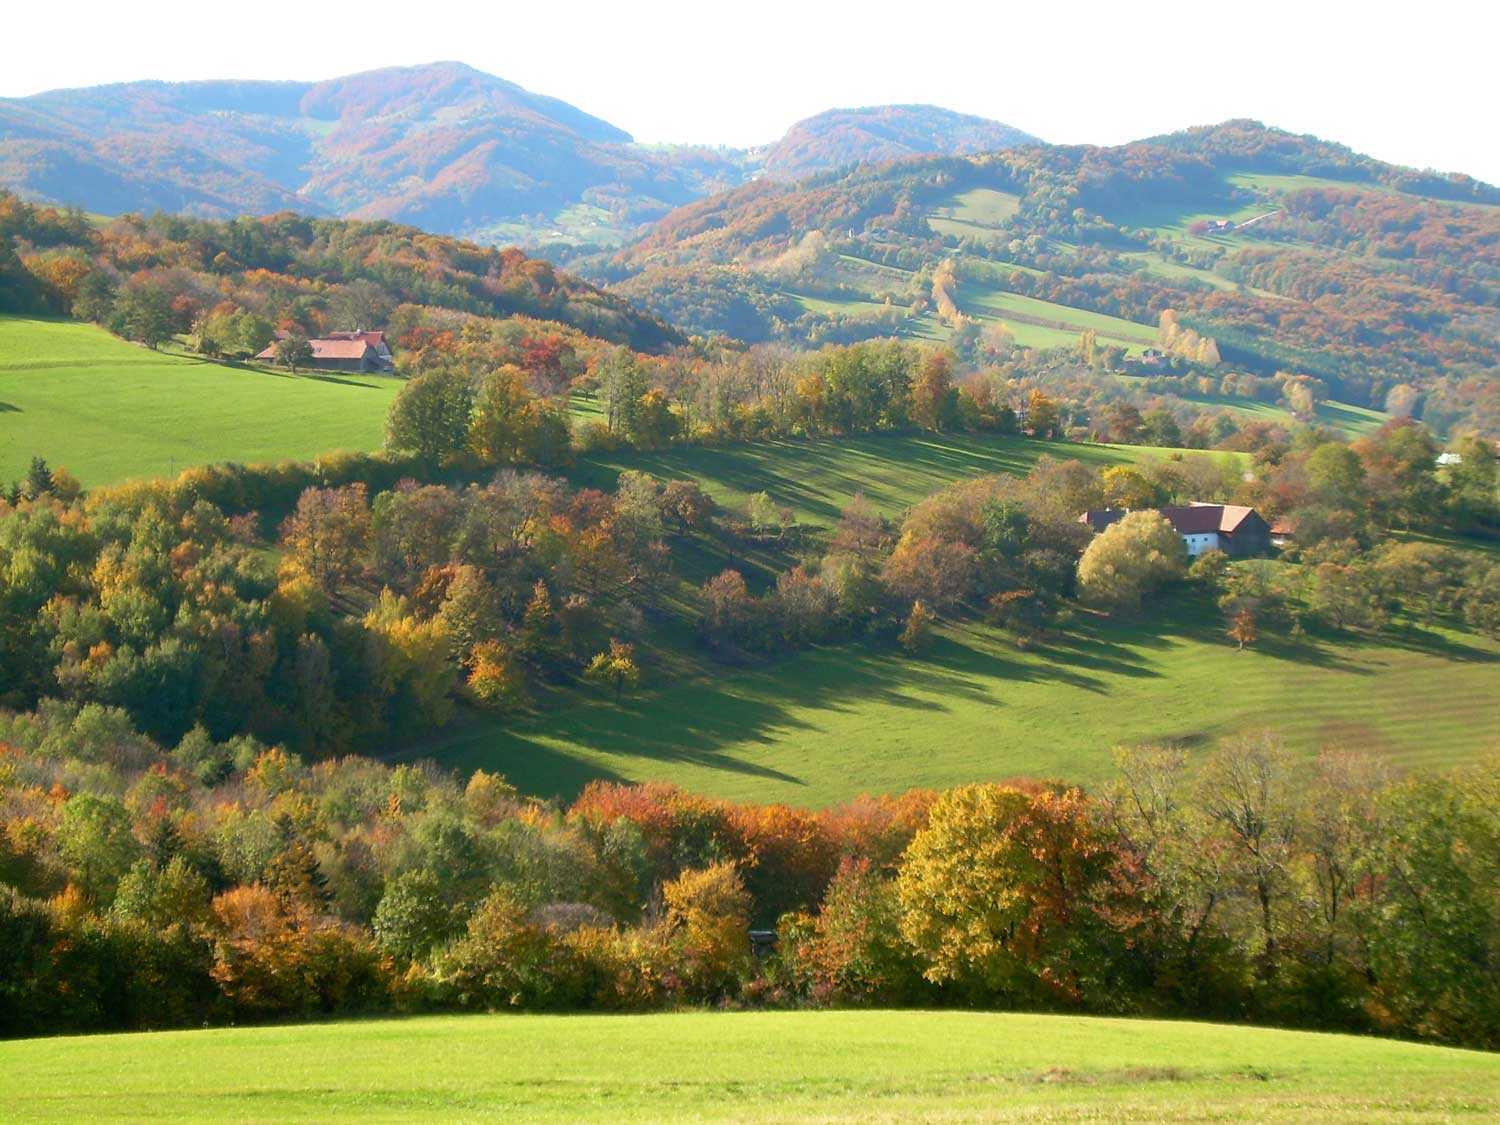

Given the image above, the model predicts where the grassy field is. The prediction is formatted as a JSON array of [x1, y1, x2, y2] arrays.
[[422, 607, 1499, 807], [2, 1009, 1493, 1121], [0, 317, 403, 485], [959, 285, 1157, 351], [927, 186, 1022, 241], [570, 432, 1236, 529], [1158, 391, 1390, 439]]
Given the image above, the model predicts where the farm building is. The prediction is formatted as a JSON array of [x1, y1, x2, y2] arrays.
[[256, 330, 395, 373], [1080, 503, 1272, 558]]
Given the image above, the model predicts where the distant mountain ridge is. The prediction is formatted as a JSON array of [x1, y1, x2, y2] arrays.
[[757, 105, 1038, 180], [0, 64, 1039, 246]]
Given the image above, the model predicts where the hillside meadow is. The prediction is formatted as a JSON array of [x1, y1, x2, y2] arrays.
[[567, 431, 1235, 530], [418, 606, 1500, 807], [1, 1010, 1493, 1122], [0, 314, 1239, 505], [0, 317, 406, 485]]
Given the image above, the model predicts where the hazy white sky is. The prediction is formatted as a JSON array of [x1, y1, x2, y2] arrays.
[[8, 0, 1497, 181]]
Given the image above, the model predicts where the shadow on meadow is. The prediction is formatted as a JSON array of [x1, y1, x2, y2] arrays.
[[415, 612, 1197, 801]]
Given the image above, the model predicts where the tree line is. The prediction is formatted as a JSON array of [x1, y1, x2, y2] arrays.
[[0, 702, 1492, 1048]]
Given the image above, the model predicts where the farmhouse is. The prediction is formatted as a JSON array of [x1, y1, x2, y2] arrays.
[[256, 330, 395, 373], [1080, 502, 1272, 558]]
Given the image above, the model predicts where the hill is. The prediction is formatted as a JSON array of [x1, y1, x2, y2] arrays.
[[0, 191, 683, 352], [0, 62, 740, 247], [0, 66, 1036, 249], [2, 1010, 1493, 1120], [597, 121, 1499, 434], [757, 104, 1037, 179]]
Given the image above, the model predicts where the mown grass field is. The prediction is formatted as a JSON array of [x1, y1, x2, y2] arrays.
[[423, 606, 1499, 807], [2, 1010, 1493, 1122], [0, 316, 404, 485]]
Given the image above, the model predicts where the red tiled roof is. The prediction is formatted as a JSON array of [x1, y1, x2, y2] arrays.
[[325, 330, 387, 348], [254, 338, 375, 361], [1080, 504, 1262, 537], [309, 339, 375, 360], [1158, 504, 1258, 535]]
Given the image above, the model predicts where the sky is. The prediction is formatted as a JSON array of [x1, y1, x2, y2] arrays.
[[6, 0, 1496, 182]]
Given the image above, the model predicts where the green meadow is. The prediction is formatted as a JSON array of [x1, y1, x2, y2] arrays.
[[570, 431, 1230, 529], [2, 1010, 1492, 1122], [927, 186, 1022, 241], [1191, 394, 1389, 438], [420, 608, 1499, 807], [958, 284, 1157, 351], [0, 316, 404, 485]]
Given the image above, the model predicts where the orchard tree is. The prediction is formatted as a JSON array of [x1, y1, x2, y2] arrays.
[[584, 640, 641, 700], [274, 332, 313, 372]]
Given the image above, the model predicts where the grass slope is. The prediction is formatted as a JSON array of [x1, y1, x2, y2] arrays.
[[0, 317, 403, 485], [423, 609, 1499, 807], [571, 432, 1229, 530], [1153, 390, 1390, 439], [2, 1010, 1493, 1121]]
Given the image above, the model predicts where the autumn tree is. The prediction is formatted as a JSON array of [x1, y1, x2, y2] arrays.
[[897, 783, 1145, 1006], [1076, 510, 1186, 613], [280, 484, 371, 593], [584, 640, 641, 700], [1227, 608, 1258, 650]]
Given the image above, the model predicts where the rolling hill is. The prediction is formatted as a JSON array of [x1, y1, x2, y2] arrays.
[[2, 1010, 1493, 1121], [0, 64, 1037, 248], [595, 121, 1499, 433]]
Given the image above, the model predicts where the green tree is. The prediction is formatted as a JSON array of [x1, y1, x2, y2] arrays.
[[112, 287, 172, 349], [57, 795, 142, 905], [386, 368, 475, 462], [273, 331, 313, 372]]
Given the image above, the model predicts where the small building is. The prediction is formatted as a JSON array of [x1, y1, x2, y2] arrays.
[[1079, 503, 1272, 558], [1436, 451, 1463, 467], [256, 330, 395, 373]]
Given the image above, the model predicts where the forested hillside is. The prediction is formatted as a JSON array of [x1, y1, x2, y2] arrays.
[[0, 191, 681, 351], [595, 121, 1499, 434], [757, 105, 1037, 179], [0, 65, 1036, 248]]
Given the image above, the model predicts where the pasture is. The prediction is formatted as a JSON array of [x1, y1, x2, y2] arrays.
[[570, 431, 1235, 529], [422, 609, 1499, 807], [1155, 390, 1390, 439], [927, 185, 1022, 241], [1, 1010, 1492, 1121], [0, 316, 403, 485]]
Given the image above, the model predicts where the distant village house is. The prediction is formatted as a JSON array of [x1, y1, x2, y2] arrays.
[[257, 330, 394, 373], [1080, 503, 1272, 558]]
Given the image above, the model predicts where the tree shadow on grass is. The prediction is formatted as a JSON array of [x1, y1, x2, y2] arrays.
[[411, 625, 1139, 801]]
